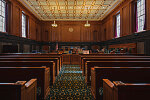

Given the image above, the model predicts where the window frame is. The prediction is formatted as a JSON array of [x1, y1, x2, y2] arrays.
[[135, 0, 146, 32], [21, 11, 29, 38], [0, 0, 7, 33], [114, 12, 121, 38]]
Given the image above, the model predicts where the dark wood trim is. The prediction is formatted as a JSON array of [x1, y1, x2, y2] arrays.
[[1, 30, 150, 54]]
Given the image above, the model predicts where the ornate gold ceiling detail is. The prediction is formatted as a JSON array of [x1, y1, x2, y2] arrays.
[[19, 0, 123, 21]]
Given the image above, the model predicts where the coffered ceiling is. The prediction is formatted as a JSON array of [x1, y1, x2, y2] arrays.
[[19, 0, 123, 21]]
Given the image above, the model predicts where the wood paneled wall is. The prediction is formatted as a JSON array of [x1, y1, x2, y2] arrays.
[[5, 0, 150, 43], [41, 21, 101, 42], [8, 0, 41, 41], [100, 0, 150, 41], [109, 43, 137, 49]]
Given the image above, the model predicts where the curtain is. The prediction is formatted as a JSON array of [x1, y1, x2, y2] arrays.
[[115, 16, 117, 38], [143, 0, 146, 30], [134, 1, 138, 32], [5, 1, 7, 32], [136, 0, 146, 31]]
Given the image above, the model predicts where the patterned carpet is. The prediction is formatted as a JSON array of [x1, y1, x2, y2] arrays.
[[48, 65, 94, 100]]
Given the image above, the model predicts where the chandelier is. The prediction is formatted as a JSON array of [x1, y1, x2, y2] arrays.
[[51, 7, 57, 27], [84, 7, 90, 27], [52, 20, 58, 27], [84, 20, 90, 27]]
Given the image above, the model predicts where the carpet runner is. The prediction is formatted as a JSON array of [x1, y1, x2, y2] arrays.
[[48, 65, 94, 100]]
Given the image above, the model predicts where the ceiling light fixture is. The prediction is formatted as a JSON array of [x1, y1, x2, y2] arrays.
[[51, 7, 58, 27], [52, 20, 58, 27], [84, 7, 90, 27], [84, 20, 90, 27]]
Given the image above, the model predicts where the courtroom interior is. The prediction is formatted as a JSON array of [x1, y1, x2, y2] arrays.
[[0, 0, 150, 100]]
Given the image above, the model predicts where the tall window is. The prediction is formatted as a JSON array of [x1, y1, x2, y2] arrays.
[[136, 0, 145, 32], [22, 12, 26, 38], [0, 0, 6, 32], [115, 13, 120, 38]]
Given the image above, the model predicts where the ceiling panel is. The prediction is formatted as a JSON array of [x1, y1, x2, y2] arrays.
[[19, 0, 123, 21]]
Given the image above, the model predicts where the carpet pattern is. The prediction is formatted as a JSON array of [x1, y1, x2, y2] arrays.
[[48, 65, 94, 100]]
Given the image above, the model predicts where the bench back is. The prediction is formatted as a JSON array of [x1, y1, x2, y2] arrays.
[[0, 67, 49, 100], [82, 57, 150, 75], [0, 61, 55, 86], [0, 54, 62, 69], [0, 58, 60, 75], [91, 67, 150, 100], [79, 54, 146, 57], [86, 61, 150, 67], [80, 55, 150, 69], [0, 79, 37, 100], [103, 79, 150, 100]]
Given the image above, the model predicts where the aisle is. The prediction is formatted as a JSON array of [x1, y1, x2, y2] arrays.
[[48, 65, 94, 100]]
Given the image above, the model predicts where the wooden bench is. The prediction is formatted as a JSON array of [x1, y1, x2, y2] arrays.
[[0, 53, 62, 58], [79, 54, 146, 56], [80, 55, 149, 69], [0, 79, 37, 100], [0, 61, 55, 85], [0, 67, 49, 100], [82, 57, 150, 75], [103, 79, 150, 100], [0, 57, 60, 76], [91, 67, 150, 100], [0, 53, 62, 70], [85, 61, 150, 85]]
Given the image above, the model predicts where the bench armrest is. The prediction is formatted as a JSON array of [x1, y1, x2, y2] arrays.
[[25, 79, 37, 88], [103, 79, 114, 100], [103, 79, 114, 88]]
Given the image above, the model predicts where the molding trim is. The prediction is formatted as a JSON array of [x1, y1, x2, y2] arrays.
[[1, 30, 150, 48], [0, 32, 43, 45], [99, 30, 150, 46]]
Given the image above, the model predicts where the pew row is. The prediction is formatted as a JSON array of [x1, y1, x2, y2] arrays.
[[0, 67, 49, 100], [0, 54, 62, 70], [0, 79, 37, 100], [0, 61, 55, 85], [81, 55, 150, 70], [0, 58, 60, 76], [103, 79, 150, 100], [91, 67, 150, 100], [79, 54, 147, 69], [85, 61, 150, 85], [82, 57, 150, 76]]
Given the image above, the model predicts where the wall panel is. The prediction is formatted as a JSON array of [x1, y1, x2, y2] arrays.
[[6, 0, 150, 43], [41, 21, 101, 42], [11, 4, 21, 36], [100, 0, 150, 41], [122, 3, 130, 36], [36, 22, 42, 41], [29, 18, 36, 40], [7, 0, 41, 41]]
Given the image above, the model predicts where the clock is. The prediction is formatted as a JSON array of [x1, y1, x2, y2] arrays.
[[69, 27, 73, 32]]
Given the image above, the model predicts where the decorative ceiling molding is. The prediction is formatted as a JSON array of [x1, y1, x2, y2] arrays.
[[18, 0, 123, 21]]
